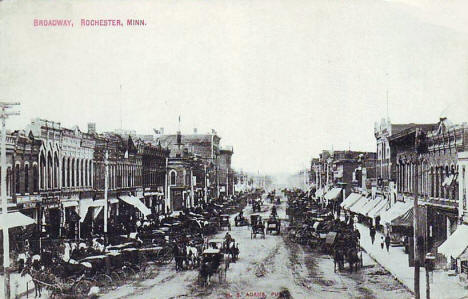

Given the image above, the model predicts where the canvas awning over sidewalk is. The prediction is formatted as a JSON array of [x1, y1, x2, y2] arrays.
[[340, 193, 362, 209], [391, 207, 413, 227], [0, 212, 35, 230], [120, 195, 151, 217], [438, 224, 468, 260], [348, 196, 371, 214], [361, 196, 385, 216], [80, 198, 106, 222], [380, 200, 413, 226], [367, 197, 389, 220], [324, 188, 342, 201]]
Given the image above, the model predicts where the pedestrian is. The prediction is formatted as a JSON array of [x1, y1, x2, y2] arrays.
[[380, 236, 384, 250], [369, 226, 376, 244], [385, 234, 391, 252]]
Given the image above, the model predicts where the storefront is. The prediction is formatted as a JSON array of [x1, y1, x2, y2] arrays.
[[438, 224, 468, 278], [79, 198, 106, 238], [16, 195, 40, 228], [425, 205, 458, 254], [61, 198, 80, 239], [41, 196, 61, 239]]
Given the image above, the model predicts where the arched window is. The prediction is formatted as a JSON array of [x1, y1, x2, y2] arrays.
[[71, 159, 75, 187], [170, 171, 176, 186], [15, 164, 20, 194], [84, 160, 88, 187], [80, 160, 84, 187], [7, 167, 12, 196], [33, 164, 39, 192], [67, 158, 71, 187], [47, 152, 52, 189], [39, 152, 46, 190], [24, 164, 29, 194], [54, 153, 59, 189], [62, 157, 66, 188]]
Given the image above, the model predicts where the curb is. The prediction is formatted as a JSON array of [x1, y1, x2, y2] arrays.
[[359, 245, 415, 296]]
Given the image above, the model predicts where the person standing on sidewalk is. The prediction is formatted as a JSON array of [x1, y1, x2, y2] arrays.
[[369, 226, 376, 244], [385, 234, 391, 252], [380, 236, 385, 250]]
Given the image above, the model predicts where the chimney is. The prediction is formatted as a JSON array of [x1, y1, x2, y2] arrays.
[[88, 122, 96, 134], [193, 128, 198, 134]]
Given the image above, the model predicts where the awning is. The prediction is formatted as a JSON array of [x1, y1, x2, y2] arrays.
[[349, 196, 371, 214], [79, 198, 94, 223], [380, 200, 414, 226], [368, 198, 389, 220], [62, 200, 79, 208], [109, 198, 119, 204], [0, 212, 35, 230], [324, 188, 342, 201], [93, 206, 103, 219], [391, 207, 413, 227], [119, 195, 151, 217], [341, 193, 362, 209], [438, 225, 468, 259], [361, 196, 385, 216]]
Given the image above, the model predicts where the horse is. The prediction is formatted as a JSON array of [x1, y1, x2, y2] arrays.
[[173, 244, 185, 272], [332, 247, 345, 272], [21, 264, 55, 298], [198, 259, 214, 287], [345, 247, 360, 273]]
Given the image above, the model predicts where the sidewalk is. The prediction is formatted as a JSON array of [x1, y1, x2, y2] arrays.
[[0, 271, 35, 298], [356, 223, 468, 299]]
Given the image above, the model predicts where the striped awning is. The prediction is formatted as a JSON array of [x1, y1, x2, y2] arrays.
[[341, 193, 363, 209]]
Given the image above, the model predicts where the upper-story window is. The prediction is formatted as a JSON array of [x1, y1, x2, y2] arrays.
[[15, 164, 20, 194], [24, 164, 29, 194], [170, 171, 176, 186]]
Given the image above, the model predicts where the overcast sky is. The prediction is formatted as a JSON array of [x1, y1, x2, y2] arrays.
[[1, 0, 467, 175]]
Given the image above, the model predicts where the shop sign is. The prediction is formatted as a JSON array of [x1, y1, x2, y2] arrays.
[[136, 191, 144, 198], [42, 196, 60, 208]]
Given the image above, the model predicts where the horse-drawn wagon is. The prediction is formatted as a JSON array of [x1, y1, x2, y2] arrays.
[[266, 217, 281, 235], [198, 248, 229, 286], [219, 214, 231, 231], [250, 214, 265, 239]]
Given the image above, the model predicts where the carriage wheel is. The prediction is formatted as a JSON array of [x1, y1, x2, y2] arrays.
[[73, 279, 92, 296], [140, 264, 157, 280], [94, 273, 113, 289], [110, 271, 121, 284], [123, 266, 137, 279], [159, 248, 174, 265]]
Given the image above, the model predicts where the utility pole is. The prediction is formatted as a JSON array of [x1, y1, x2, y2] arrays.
[[204, 165, 207, 203], [413, 141, 420, 299], [1, 101, 20, 299], [104, 150, 109, 240]]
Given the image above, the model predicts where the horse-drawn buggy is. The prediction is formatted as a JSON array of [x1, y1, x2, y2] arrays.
[[219, 214, 232, 231], [330, 229, 362, 273], [266, 217, 281, 235], [198, 248, 229, 286], [234, 212, 248, 226], [250, 214, 265, 239]]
